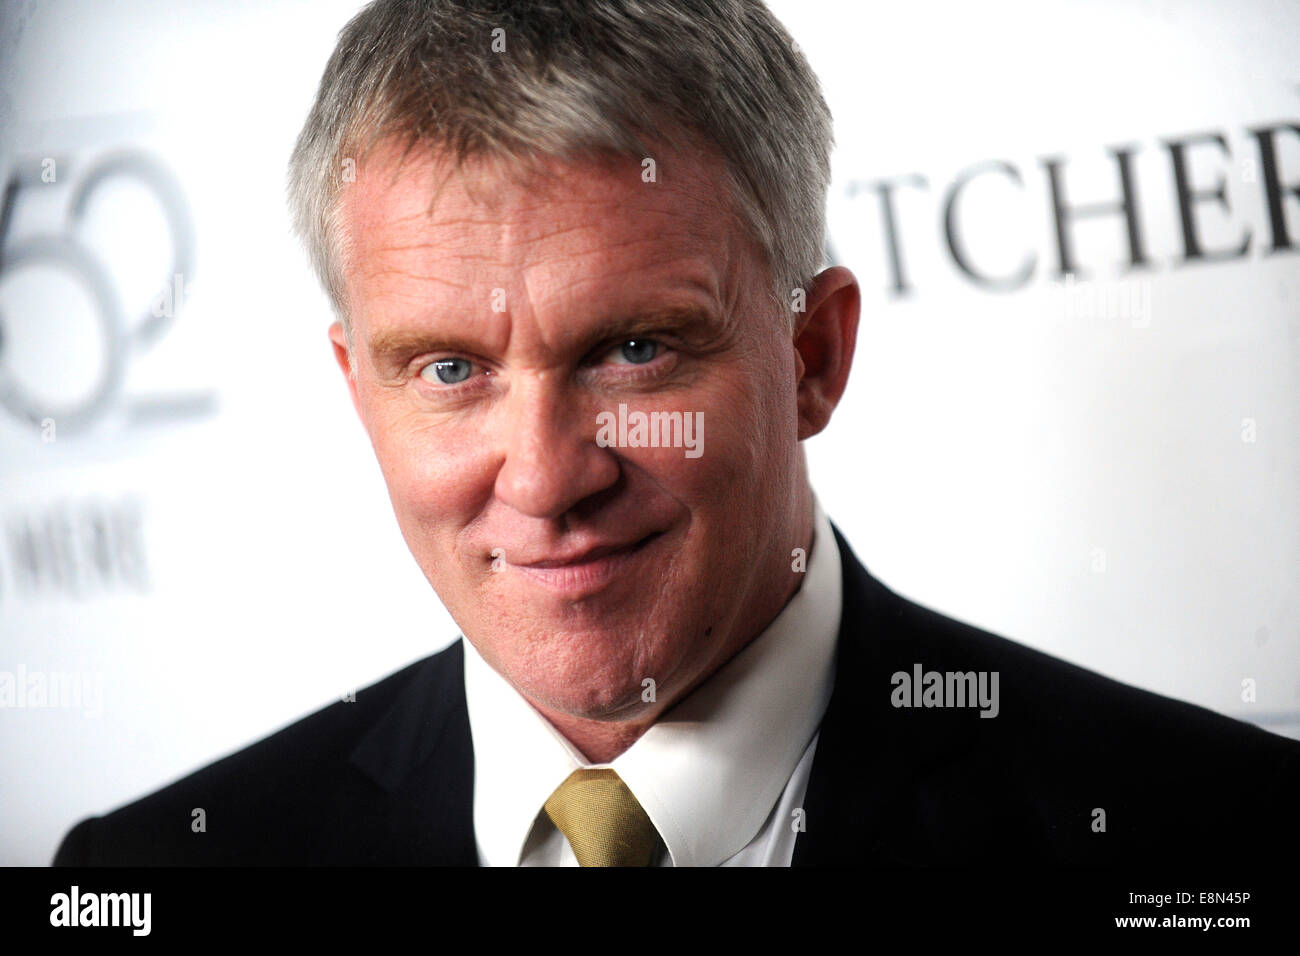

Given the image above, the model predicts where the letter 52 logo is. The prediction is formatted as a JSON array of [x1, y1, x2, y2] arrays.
[[0, 150, 200, 434]]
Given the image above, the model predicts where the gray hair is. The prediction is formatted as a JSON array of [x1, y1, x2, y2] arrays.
[[287, 0, 833, 339]]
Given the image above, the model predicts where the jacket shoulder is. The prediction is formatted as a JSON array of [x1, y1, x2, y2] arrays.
[[803, 527, 1300, 864], [878, 580, 1296, 761], [52, 641, 467, 865]]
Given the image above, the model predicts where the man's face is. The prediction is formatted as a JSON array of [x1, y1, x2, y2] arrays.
[[335, 137, 810, 725]]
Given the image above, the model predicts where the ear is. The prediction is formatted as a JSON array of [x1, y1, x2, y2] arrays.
[[329, 321, 362, 419], [793, 265, 860, 440]]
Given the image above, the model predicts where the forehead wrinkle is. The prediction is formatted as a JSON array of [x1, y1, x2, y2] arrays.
[[505, 215, 735, 351], [369, 241, 506, 269], [421, 155, 735, 236], [356, 257, 473, 292]]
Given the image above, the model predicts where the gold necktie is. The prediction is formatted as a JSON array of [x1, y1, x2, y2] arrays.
[[543, 768, 659, 867]]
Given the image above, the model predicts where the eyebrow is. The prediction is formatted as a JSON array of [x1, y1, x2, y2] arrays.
[[365, 303, 726, 373]]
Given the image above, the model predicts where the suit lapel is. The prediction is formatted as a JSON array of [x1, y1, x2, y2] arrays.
[[349, 639, 479, 864], [792, 524, 977, 865]]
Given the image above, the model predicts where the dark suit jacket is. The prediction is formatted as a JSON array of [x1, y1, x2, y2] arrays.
[[53, 526, 1300, 865]]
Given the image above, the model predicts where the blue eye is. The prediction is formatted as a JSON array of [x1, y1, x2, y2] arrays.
[[619, 339, 658, 364], [421, 358, 473, 385]]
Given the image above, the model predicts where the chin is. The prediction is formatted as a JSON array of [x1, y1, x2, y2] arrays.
[[509, 664, 648, 722], [550, 687, 652, 723], [500, 624, 693, 719]]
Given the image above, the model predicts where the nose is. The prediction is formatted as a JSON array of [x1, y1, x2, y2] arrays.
[[493, 375, 621, 519]]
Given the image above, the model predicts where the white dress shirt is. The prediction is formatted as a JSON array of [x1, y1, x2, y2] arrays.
[[463, 498, 843, 866]]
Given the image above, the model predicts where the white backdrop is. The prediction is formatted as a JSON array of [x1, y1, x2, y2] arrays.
[[1, 0, 1297, 865]]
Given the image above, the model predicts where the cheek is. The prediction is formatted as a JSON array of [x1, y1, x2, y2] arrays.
[[361, 394, 488, 529], [692, 361, 794, 491]]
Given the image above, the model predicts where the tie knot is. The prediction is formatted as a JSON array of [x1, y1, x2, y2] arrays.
[[543, 768, 659, 867]]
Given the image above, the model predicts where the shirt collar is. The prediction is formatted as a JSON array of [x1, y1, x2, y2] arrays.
[[464, 498, 842, 866]]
